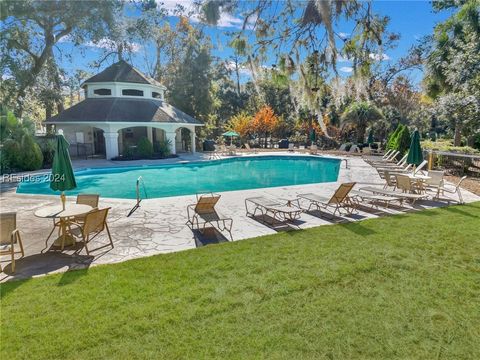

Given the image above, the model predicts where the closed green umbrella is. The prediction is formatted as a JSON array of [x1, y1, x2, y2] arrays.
[[367, 129, 374, 145], [50, 131, 77, 209], [406, 129, 423, 167]]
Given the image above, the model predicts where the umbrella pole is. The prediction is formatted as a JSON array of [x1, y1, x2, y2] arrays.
[[61, 191, 66, 210]]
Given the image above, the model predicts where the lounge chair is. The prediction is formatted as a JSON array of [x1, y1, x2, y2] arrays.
[[338, 144, 347, 152], [349, 145, 359, 153], [71, 207, 114, 255], [350, 190, 402, 209], [367, 150, 400, 165], [288, 143, 295, 152], [245, 196, 303, 226], [412, 160, 428, 175], [359, 186, 429, 205], [297, 182, 356, 217], [309, 144, 318, 155], [0, 212, 25, 273], [187, 193, 233, 240], [245, 143, 258, 154], [435, 176, 467, 204]]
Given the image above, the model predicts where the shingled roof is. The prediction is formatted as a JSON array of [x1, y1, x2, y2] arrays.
[[82, 60, 163, 87], [45, 98, 203, 125]]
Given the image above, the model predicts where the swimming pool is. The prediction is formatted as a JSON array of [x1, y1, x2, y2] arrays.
[[17, 155, 341, 199]]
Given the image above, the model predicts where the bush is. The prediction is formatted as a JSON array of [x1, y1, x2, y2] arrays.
[[137, 137, 153, 158], [2, 134, 43, 171], [39, 138, 56, 167], [421, 139, 480, 154], [153, 139, 171, 157], [395, 126, 411, 156], [20, 135, 43, 170]]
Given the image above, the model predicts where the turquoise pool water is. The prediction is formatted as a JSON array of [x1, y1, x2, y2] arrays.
[[17, 156, 340, 199]]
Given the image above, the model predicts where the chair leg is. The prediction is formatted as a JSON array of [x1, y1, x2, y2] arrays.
[[83, 234, 90, 255], [16, 232, 25, 257], [11, 249, 15, 273], [105, 223, 114, 249]]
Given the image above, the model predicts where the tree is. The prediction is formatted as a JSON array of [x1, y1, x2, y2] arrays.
[[394, 125, 411, 156], [252, 106, 278, 148], [341, 101, 383, 143], [423, 0, 480, 145], [0, 0, 119, 117], [227, 112, 252, 143]]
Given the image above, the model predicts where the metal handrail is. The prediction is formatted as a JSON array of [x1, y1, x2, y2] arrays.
[[128, 176, 148, 217]]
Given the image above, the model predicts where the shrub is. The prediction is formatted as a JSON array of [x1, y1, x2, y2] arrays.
[[137, 137, 153, 158], [395, 126, 411, 156], [20, 135, 43, 170], [39, 138, 56, 167], [153, 139, 171, 157], [386, 124, 403, 150], [421, 139, 480, 154], [2, 134, 43, 171]]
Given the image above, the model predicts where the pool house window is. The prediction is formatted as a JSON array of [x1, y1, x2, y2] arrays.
[[122, 89, 144, 97], [93, 88, 112, 96]]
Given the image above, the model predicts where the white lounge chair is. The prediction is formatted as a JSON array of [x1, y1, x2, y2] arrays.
[[245, 196, 303, 226], [359, 186, 429, 205]]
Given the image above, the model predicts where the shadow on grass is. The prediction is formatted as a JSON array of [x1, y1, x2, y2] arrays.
[[57, 268, 90, 286], [338, 222, 376, 236], [442, 205, 478, 218]]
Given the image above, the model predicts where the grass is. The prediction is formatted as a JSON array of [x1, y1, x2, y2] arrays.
[[2, 202, 480, 359]]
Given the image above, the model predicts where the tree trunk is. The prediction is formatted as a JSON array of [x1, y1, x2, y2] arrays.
[[454, 121, 462, 146], [357, 124, 366, 144]]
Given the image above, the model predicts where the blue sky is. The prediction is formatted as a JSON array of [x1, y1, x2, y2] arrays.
[[54, 1, 453, 85]]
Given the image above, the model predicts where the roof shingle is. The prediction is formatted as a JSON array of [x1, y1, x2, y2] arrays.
[[45, 98, 203, 125]]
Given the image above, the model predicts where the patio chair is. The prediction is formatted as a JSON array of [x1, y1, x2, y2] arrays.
[[71, 208, 114, 255], [288, 143, 295, 152], [186, 193, 233, 240], [435, 176, 467, 204], [0, 212, 25, 273], [309, 144, 318, 155], [245, 196, 303, 226], [395, 174, 422, 194], [425, 170, 444, 196], [297, 182, 356, 217], [383, 170, 397, 190], [74, 194, 100, 223]]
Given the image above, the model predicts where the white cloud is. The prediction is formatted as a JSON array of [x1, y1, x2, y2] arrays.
[[338, 32, 350, 39], [85, 38, 141, 53], [225, 61, 252, 76], [369, 53, 391, 61], [339, 66, 353, 73]]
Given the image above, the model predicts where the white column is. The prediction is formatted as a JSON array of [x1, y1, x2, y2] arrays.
[[191, 129, 196, 153], [147, 127, 153, 143], [104, 131, 119, 160], [165, 131, 176, 155]]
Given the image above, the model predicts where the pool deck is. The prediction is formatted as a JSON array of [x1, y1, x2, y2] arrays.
[[1, 152, 478, 282]]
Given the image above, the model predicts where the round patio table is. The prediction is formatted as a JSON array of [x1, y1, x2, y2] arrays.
[[35, 204, 92, 250]]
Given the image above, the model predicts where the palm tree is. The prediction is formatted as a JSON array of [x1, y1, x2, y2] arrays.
[[341, 101, 383, 143]]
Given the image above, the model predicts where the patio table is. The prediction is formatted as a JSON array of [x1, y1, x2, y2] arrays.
[[35, 204, 92, 250]]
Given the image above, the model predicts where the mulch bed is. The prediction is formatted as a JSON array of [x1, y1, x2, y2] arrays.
[[445, 175, 480, 196]]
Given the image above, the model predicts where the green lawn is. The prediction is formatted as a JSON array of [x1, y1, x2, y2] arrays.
[[2, 203, 480, 359]]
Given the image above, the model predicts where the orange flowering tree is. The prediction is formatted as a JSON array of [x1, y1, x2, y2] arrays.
[[252, 105, 279, 147]]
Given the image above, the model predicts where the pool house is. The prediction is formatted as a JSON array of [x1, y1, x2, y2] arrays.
[[45, 60, 204, 159]]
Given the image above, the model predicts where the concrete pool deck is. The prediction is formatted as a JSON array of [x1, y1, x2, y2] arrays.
[[1, 152, 478, 282]]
